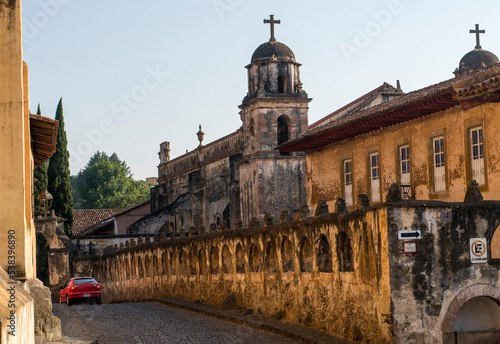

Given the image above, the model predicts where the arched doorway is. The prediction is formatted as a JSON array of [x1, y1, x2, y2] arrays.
[[454, 297, 500, 332], [442, 285, 500, 343]]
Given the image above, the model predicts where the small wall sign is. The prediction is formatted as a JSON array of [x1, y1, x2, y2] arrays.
[[402, 241, 417, 256], [470, 238, 487, 263], [398, 230, 421, 240]]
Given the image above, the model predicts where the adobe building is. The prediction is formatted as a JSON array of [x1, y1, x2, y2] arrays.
[[131, 15, 310, 234], [0, 0, 61, 342], [280, 25, 500, 212]]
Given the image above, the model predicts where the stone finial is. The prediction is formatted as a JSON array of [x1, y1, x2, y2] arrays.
[[298, 205, 310, 220], [464, 180, 483, 202], [264, 214, 273, 227], [125, 240, 130, 248], [315, 199, 329, 216], [144, 236, 151, 243], [130, 239, 136, 246], [209, 223, 217, 233], [279, 210, 291, 224], [386, 182, 402, 202], [160, 232, 166, 241], [250, 217, 260, 229], [358, 193, 370, 209], [138, 237, 144, 245], [197, 125, 205, 147], [189, 226, 196, 237], [119, 243, 125, 250], [114, 244, 119, 251], [233, 219, 243, 230], [336, 197, 349, 214], [153, 234, 159, 242], [199, 226, 205, 236]]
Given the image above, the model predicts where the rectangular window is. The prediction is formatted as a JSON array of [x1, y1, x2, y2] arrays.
[[469, 126, 484, 185], [399, 145, 411, 198], [343, 159, 353, 206], [432, 136, 446, 192], [369, 152, 380, 202]]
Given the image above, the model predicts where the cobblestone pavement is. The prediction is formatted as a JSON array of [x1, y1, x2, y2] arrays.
[[47, 302, 299, 344]]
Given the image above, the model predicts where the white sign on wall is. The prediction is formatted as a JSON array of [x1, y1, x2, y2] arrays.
[[470, 238, 487, 263]]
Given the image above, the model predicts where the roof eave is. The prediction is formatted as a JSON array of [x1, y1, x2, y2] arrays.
[[30, 114, 58, 168]]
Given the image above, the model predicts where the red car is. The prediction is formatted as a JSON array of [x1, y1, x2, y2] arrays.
[[59, 277, 102, 306]]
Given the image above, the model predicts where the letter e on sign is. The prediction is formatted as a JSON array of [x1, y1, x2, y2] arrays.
[[470, 238, 487, 263]]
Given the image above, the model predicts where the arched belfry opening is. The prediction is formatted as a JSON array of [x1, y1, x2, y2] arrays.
[[278, 74, 287, 93], [277, 115, 290, 146]]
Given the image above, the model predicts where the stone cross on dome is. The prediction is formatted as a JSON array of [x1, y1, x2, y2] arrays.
[[264, 15, 280, 42], [470, 24, 485, 49]]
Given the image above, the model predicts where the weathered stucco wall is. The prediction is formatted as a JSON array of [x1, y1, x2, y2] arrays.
[[145, 153, 240, 234], [239, 157, 306, 225], [306, 102, 500, 212], [386, 202, 500, 344], [74, 207, 392, 343], [0, 0, 33, 280], [73, 201, 500, 343]]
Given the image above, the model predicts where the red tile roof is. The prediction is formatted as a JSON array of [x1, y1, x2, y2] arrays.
[[308, 83, 398, 128], [72, 209, 122, 235], [279, 64, 500, 152]]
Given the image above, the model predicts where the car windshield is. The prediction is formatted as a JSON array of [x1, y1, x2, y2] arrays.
[[73, 278, 97, 284]]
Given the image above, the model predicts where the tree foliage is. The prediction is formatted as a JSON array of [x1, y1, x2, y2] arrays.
[[33, 104, 50, 216], [47, 98, 74, 235], [71, 151, 150, 209]]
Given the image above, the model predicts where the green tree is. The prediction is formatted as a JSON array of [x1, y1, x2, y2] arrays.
[[33, 104, 49, 216], [47, 98, 73, 235], [72, 151, 150, 209]]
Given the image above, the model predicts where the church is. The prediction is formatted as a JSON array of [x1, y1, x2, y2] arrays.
[[130, 16, 310, 234], [72, 20, 500, 344]]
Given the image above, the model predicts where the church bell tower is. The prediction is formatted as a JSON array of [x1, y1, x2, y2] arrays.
[[238, 15, 310, 226]]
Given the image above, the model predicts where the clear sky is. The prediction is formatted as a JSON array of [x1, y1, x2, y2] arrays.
[[22, 0, 500, 180]]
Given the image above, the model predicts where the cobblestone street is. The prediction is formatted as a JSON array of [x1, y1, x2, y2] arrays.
[[48, 302, 298, 344]]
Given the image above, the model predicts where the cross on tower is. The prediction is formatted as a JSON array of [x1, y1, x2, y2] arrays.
[[470, 24, 485, 49], [264, 15, 280, 42]]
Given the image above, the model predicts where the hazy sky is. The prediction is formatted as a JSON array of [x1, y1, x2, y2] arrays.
[[22, 0, 500, 180]]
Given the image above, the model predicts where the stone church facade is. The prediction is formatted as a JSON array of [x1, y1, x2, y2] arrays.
[[130, 23, 309, 234]]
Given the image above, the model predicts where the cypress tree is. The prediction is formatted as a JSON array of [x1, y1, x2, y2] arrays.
[[47, 98, 73, 235], [33, 104, 49, 216], [34, 104, 50, 284]]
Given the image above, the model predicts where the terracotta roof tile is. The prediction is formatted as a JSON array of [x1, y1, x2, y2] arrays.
[[280, 63, 500, 152], [72, 209, 122, 235]]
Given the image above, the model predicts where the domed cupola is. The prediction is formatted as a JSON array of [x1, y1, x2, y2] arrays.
[[251, 41, 296, 63], [455, 24, 499, 76], [243, 15, 307, 104]]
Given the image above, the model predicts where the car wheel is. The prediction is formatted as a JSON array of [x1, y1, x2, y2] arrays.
[[66, 294, 72, 306], [96, 297, 102, 305], [88, 298, 94, 305]]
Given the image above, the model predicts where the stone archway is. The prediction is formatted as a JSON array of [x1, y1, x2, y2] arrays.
[[442, 285, 500, 344]]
